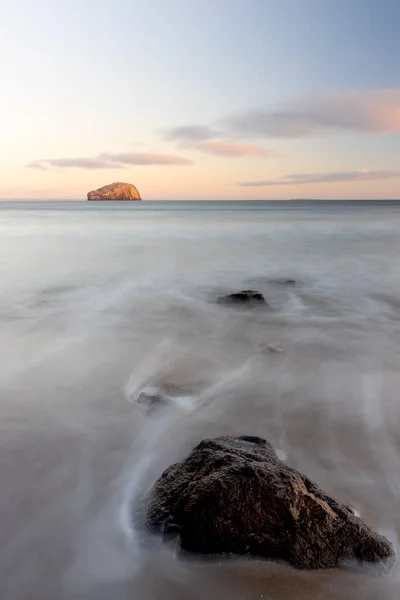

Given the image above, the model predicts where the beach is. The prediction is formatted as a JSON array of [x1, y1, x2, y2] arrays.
[[1, 200, 400, 599]]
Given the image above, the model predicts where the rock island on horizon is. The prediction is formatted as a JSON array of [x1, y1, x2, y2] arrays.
[[87, 182, 142, 201]]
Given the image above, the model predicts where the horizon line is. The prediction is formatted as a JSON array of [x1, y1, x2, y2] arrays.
[[1, 198, 400, 203]]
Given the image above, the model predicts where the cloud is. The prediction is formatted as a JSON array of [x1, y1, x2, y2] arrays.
[[27, 161, 49, 171], [98, 151, 192, 165], [163, 127, 280, 158], [226, 89, 400, 138], [165, 89, 400, 142], [164, 125, 219, 143], [196, 141, 273, 157], [27, 151, 192, 170], [27, 158, 120, 170], [239, 169, 400, 187]]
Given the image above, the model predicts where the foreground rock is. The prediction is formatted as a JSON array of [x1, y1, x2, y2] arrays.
[[144, 435, 394, 570], [218, 290, 266, 305], [87, 182, 141, 201]]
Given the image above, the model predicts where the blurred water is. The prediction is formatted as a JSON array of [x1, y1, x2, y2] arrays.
[[1, 200, 400, 599]]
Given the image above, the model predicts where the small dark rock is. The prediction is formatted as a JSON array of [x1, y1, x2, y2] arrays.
[[260, 343, 284, 354], [143, 436, 395, 571], [134, 392, 171, 415], [274, 279, 296, 285], [218, 290, 267, 305]]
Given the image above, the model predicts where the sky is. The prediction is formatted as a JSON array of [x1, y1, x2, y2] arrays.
[[1, 0, 400, 200]]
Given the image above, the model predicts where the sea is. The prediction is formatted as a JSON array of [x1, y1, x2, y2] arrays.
[[1, 199, 400, 600]]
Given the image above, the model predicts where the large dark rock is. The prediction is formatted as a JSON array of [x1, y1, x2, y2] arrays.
[[218, 290, 267, 305], [143, 436, 394, 570], [87, 182, 141, 201]]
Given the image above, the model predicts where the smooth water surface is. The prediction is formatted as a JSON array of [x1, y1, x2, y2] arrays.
[[1, 200, 400, 599]]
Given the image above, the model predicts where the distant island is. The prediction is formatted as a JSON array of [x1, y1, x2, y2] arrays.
[[87, 182, 141, 201]]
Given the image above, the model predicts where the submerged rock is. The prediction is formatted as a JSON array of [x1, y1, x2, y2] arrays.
[[260, 343, 285, 354], [218, 290, 266, 305], [87, 182, 141, 201], [274, 278, 296, 285], [134, 392, 171, 415], [143, 435, 394, 570], [131, 385, 199, 415]]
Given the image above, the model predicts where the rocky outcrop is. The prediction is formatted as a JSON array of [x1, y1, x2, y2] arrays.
[[87, 182, 141, 201], [218, 290, 266, 305], [143, 435, 394, 570]]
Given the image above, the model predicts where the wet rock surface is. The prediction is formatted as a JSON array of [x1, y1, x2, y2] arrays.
[[134, 392, 172, 415], [218, 290, 267, 305], [143, 435, 395, 570]]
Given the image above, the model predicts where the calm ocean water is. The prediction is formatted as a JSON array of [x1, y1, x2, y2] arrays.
[[1, 200, 400, 599]]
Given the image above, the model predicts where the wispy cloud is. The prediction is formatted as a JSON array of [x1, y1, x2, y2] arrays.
[[239, 169, 400, 187], [227, 90, 400, 138], [164, 125, 218, 143], [27, 151, 192, 170], [98, 151, 192, 165], [27, 158, 119, 170], [166, 89, 400, 141], [163, 130, 278, 158], [196, 141, 273, 157]]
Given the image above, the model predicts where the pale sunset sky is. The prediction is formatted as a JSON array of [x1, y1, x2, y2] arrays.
[[1, 0, 400, 200]]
